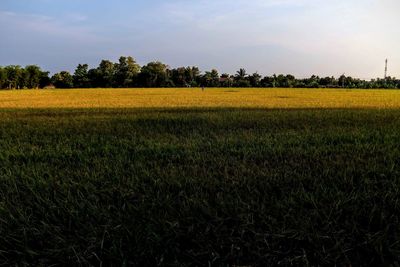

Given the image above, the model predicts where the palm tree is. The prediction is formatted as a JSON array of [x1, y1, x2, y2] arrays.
[[235, 68, 247, 80]]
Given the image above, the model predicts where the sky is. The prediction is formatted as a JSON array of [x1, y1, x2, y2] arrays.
[[0, 0, 399, 79]]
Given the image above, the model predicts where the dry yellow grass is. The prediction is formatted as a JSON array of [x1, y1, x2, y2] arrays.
[[1, 88, 400, 109]]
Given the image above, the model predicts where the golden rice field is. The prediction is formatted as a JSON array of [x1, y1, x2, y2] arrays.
[[1, 88, 400, 108]]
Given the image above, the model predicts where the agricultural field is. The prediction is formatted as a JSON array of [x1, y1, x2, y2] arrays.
[[1, 88, 400, 266], [2, 87, 400, 108]]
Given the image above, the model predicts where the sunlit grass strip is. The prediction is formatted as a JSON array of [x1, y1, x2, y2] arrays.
[[1, 88, 400, 109]]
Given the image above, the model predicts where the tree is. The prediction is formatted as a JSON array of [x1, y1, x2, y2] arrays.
[[139, 61, 170, 87], [202, 69, 220, 87], [260, 76, 275, 87], [24, 65, 43, 89], [249, 72, 262, 87], [73, 64, 90, 88], [304, 75, 320, 88], [234, 68, 250, 87], [286, 74, 296, 88], [338, 74, 346, 88], [235, 68, 247, 80], [4, 65, 24, 89], [52, 71, 74, 88], [185, 66, 201, 87], [0, 66, 6, 89], [87, 68, 102, 88], [39, 71, 51, 88], [2, 57, 400, 90], [220, 73, 233, 87], [97, 60, 116, 87], [275, 74, 286, 87], [114, 56, 140, 87], [171, 67, 187, 87], [169, 66, 201, 87], [319, 76, 336, 88], [236, 79, 251, 87]]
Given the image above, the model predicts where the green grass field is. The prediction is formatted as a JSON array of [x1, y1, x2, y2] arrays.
[[1, 89, 400, 266]]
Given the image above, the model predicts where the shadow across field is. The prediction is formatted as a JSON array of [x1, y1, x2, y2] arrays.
[[0, 108, 400, 266]]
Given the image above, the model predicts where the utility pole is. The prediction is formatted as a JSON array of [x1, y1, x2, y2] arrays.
[[384, 59, 388, 79]]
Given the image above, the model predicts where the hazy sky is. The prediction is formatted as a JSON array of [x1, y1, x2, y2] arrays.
[[1, 0, 399, 78]]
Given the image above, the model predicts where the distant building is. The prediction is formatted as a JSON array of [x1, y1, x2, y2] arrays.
[[43, 84, 56, 89], [219, 77, 230, 83], [219, 77, 233, 87]]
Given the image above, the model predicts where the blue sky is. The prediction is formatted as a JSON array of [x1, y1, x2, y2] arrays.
[[1, 0, 399, 78]]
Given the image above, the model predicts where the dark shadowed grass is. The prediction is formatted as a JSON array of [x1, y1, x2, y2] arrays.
[[1, 108, 400, 266]]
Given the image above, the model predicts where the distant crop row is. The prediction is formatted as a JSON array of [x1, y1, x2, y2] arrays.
[[1, 56, 399, 89]]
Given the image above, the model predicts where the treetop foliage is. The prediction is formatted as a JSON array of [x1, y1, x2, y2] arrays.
[[0, 56, 399, 89]]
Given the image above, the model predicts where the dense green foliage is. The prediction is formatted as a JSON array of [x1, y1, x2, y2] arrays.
[[1, 56, 399, 89], [0, 65, 49, 89], [51, 71, 74, 89], [1, 108, 400, 266]]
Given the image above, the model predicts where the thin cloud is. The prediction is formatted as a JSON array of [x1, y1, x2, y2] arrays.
[[0, 0, 399, 78], [0, 10, 98, 41]]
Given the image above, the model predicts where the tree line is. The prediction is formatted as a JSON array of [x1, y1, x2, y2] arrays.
[[1, 56, 399, 89]]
